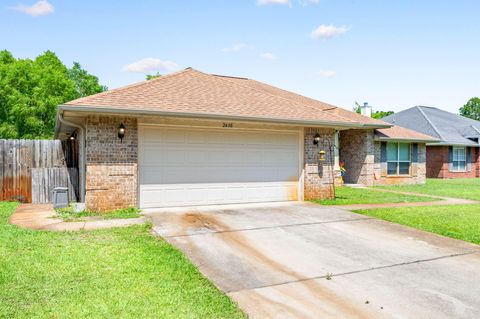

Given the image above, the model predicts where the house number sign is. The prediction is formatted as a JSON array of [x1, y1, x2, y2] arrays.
[[222, 123, 233, 128]]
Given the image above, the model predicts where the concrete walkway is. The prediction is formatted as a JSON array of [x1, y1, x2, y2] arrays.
[[9, 204, 146, 231], [336, 187, 479, 210]]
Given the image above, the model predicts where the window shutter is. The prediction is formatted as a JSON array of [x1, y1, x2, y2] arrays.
[[412, 143, 418, 176], [467, 147, 472, 171], [448, 146, 454, 171], [380, 142, 387, 177]]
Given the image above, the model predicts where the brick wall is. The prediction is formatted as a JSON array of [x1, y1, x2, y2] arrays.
[[427, 146, 479, 178], [85, 116, 138, 211], [477, 148, 480, 178], [339, 129, 375, 186], [373, 142, 426, 185], [303, 128, 339, 200], [338, 129, 427, 186]]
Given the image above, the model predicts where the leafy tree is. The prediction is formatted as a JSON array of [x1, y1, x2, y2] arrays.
[[68, 62, 107, 97], [353, 101, 361, 114], [372, 110, 394, 119], [146, 72, 162, 80], [0, 50, 106, 139], [460, 97, 480, 121]]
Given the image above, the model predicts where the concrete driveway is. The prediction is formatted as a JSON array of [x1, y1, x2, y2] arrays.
[[144, 202, 480, 319]]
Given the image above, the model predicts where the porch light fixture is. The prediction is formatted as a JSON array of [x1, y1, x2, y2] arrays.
[[118, 122, 126, 142], [318, 150, 326, 161], [69, 133, 75, 141], [313, 132, 321, 145]]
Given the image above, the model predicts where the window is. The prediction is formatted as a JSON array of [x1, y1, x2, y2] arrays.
[[387, 142, 410, 175], [451, 147, 466, 172]]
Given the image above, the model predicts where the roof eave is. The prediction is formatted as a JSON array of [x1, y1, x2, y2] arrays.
[[58, 104, 390, 129], [426, 141, 480, 147], [362, 123, 393, 129], [375, 136, 439, 143]]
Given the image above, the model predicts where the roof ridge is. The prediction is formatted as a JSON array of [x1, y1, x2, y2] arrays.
[[64, 67, 192, 105], [214, 75, 358, 124], [212, 74, 249, 80], [471, 125, 480, 135], [416, 106, 445, 141]]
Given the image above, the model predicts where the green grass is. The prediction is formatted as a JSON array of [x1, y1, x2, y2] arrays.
[[56, 206, 141, 222], [355, 204, 480, 245], [0, 202, 244, 319], [312, 186, 440, 205], [378, 178, 480, 201]]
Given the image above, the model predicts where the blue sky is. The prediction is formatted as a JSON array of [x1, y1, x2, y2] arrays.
[[1, 0, 479, 113]]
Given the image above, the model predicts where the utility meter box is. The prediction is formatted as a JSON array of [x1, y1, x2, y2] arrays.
[[52, 187, 69, 209]]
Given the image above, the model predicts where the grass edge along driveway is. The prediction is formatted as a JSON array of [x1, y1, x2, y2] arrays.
[[313, 186, 440, 206], [355, 204, 480, 245], [378, 178, 480, 201], [0, 202, 245, 319]]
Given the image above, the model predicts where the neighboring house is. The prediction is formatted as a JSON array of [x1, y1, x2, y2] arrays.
[[54, 68, 435, 211], [382, 106, 480, 179]]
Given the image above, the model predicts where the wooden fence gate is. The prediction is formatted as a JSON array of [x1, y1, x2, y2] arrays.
[[0, 139, 79, 204]]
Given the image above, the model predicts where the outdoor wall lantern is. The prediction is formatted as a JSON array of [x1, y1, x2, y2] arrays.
[[118, 122, 126, 142], [313, 132, 321, 145], [318, 150, 326, 161]]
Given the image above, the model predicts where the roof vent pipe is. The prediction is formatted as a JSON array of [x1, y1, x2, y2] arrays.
[[360, 102, 372, 117]]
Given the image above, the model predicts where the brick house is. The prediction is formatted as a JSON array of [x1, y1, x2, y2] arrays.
[[383, 106, 480, 179], [54, 68, 436, 211]]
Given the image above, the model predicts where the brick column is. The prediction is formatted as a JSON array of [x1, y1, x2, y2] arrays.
[[85, 116, 138, 211], [339, 129, 375, 186], [303, 128, 337, 200]]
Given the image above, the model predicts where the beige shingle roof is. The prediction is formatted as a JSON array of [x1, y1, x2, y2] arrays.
[[64, 68, 390, 127], [375, 125, 439, 142]]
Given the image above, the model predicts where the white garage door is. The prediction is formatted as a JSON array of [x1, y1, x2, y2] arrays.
[[139, 126, 300, 208]]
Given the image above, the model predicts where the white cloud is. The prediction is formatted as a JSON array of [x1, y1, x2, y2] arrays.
[[318, 70, 336, 78], [221, 43, 253, 53], [260, 52, 277, 60], [257, 0, 290, 5], [14, 0, 54, 16], [311, 24, 349, 39], [122, 58, 179, 73]]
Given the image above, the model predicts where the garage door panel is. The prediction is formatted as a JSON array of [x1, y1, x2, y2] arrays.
[[140, 182, 299, 208], [140, 166, 300, 185], [139, 126, 300, 208]]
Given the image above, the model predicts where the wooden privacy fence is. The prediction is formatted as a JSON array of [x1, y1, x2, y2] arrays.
[[0, 139, 79, 204]]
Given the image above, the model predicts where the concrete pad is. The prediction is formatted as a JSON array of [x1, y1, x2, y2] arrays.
[[40, 221, 86, 231], [10, 204, 146, 232], [10, 204, 63, 229], [82, 217, 146, 230], [148, 202, 480, 318]]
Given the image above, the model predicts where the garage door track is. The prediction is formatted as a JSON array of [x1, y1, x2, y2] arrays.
[[144, 202, 480, 318]]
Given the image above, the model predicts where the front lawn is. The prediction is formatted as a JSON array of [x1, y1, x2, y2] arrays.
[[0, 202, 244, 319], [378, 178, 480, 201], [313, 186, 440, 206], [355, 204, 480, 245]]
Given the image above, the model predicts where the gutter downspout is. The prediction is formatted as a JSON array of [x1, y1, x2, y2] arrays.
[[57, 111, 86, 203]]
